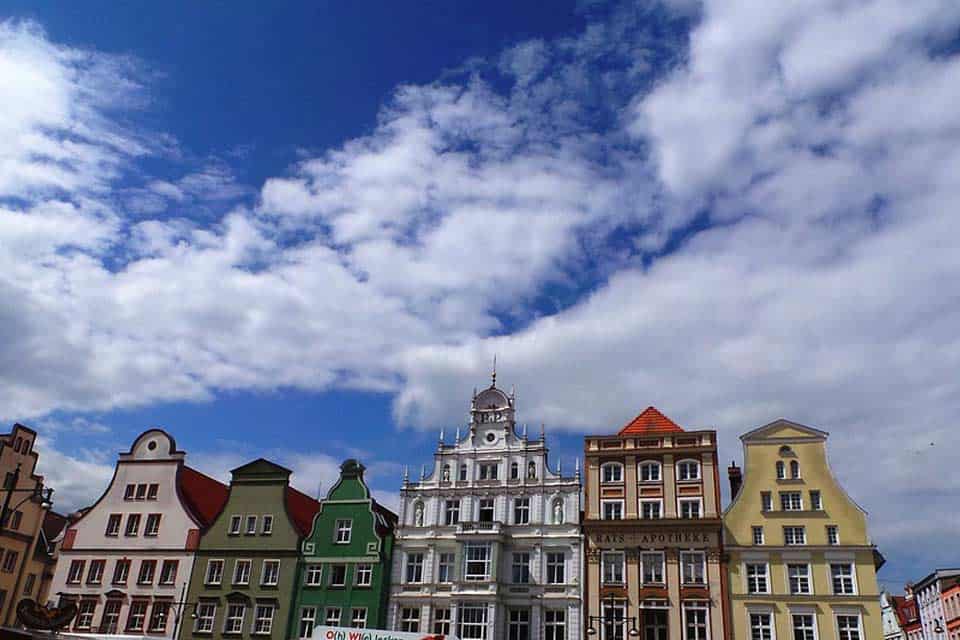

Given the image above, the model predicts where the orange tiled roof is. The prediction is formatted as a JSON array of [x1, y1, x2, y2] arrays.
[[618, 406, 684, 435]]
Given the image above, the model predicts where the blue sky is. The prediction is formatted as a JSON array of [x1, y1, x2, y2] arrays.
[[2, 0, 959, 593]]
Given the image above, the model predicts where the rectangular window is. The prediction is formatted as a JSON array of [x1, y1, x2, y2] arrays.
[[350, 608, 367, 629], [544, 609, 566, 640], [329, 564, 347, 587], [641, 552, 664, 584], [127, 601, 148, 632], [233, 559, 251, 585], [304, 565, 322, 586], [788, 564, 811, 594], [100, 600, 121, 633], [23, 573, 36, 596], [640, 499, 662, 520], [749, 612, 773, 640], [478, 463, 498, 480], [438, 553, 455, 583], [810, 490, 822, 510], [261, 560, 280, 586], [224, 603, 246, 634], [464, 543, 491, 581], [827, 525, 840, 545], [459, 464, 468, 481], [679, 498, 702, 519], [113, 559, 130, 585], [780, 492, 803, 511], [837, 614, 862, 640], [135, 483, 147, 500], [228, 515, 242, 535], [324, 607, 341, 626], [602, 500, 624, 520], [602, 551, 625, 584], [478, 498, 495, 522], [746, 563, 769, 594], [245, 515, 258, 535], [792, 614, 816, 640], [75, 600, 96, 630], [125, 513, 141, 536], [512, 552, 531, 584], [205, 560, 224, 585], [514, 497, 530, 524], [195, 603, 217, 634], [444, 500, 460, 525], [761, 492, 772, 512], [105, 514, 122, 537], [355, 563, 372, 586], [458, 605, 488, 640], [0, 551, 14, 573], [124, 484, 135, 500], [508, 609, 530, 640], [784, 526, 806, 545], [546, 552, 565, 584], [433, 609, 452, 636], [681, 552, 705, 585], [9, 510, 22, 530], [253, 604, 274, 635], [67, 560, 85, 584], [406, 552, 424, 583], [137, 560, 156, 585], [639, 461, 661, 482], [335, 519, 352, 543], [144, 513, 162, 536], [684, 606, 708, 640], [147, 483, 159, 500], [400, 607, 420, 632], [831, 563, 856, 594], [158, 560, 178, 585], [261, 514, 273, 535], [148, 601, 170, 633], [298, 607, 316, 639], [602, 463, 624, 483], [86, 559, 105, 584], [752, 526, 764, 545]]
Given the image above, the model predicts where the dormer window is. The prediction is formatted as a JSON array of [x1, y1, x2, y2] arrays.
[[601, 462, 624, 484]]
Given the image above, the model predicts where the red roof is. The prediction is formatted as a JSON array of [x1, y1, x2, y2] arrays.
[[286, 486, 322, 536], [618, 406, 684, 435], [178, 466, 230, 527]]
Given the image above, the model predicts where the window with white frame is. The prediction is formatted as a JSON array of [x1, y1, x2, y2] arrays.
[[147, 603, 170, 634], [746, 563, 769, 594], [788, 564, 812, 594], [761, 492, 772, 512], [464, 543, 491, 581], [325, 607, 341, 627], [444, 499, 460, 525], [809, 490, 822, 510], [144, 513, 161, 536], [679, 498, 702, 519], [253, 604, 274, 635], [232, 559, 251, 585], [87, 559, 105, 584], [683, 604, 709, 640], [790, 460, 801, 479], [639, 461, 661, 482], [458, 605, 488, 640], [602, 551, 625, 584], [544, 609, 566, 640], [350, 608, 367, 629], [546, 552, 565, 584], [641, 552, 664, 584], [780, 492, 803, 511], [229, 515, 242, 535], [601, 462, 624, 483], [205, 559, 224, 585], [194, 603, 216, 634], [478, 463, 498, 480], [837, 614, 862, 640], [304, 565, 322, 586], [827, 525, 840, 545], [74, 600, 96, 630], [101, 600, 121, 633], [641, 499, 662, 520], [105, 514, 122, 537], [433, 609, 452, 636], [127, 601, 148, 632], [125, 513, 141, 536], [749, 612, 773, 640], [512, 552, 531, 584], [261, 560, 280, 586], [329, 564, 347, 587], [514, 497, 530, 524], [752, 526, 764, 545], [399, 607, 419, 632], [405, 552, 424, 583], [681, 552, 706, 585], [478, 498, 495, 522], [438, 552, 455, 583], [113, 559, 130, 585], [261, 514, 273, 535], [335, 519, 352, 544], [776, 460, 786, 479], [677, 459, 701, 480], [298, 607, 316, 639], [245, 515, 257, 535], [224, 603, 245, 634], [792, 613, 816, 640], [159, 559, 178, 585], [831, 563, 856, 595], [508, 609, 530, 640], [783, 526, 806, 545], [355, 563, 372, 586], [602, 500, 624, 520], [137, 560, 156, 585], [67, 560, 85, 584]]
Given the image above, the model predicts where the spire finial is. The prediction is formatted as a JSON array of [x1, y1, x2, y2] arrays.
[[540, 422, 546, 441], [522, 423, 528, 438], [456, 425, 461, 442], [420, 464, 426, 480], [403, 466, 409, 482], [491, 354, 497, 387], [558, 459, 562, 474], [575, 457, 581, 477], [439, 427, 445, 443]]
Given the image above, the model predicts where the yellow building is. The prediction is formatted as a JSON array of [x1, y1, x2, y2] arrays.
[[723, 419, 883, 640]]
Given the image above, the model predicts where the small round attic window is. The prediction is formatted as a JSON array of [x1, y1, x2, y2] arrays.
[[778, 445, 792, 455], [485, 432, 496, 443], [147, 440, 157, 451]]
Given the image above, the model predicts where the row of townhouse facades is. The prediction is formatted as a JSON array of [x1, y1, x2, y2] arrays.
[[6, 373, 893, 640], [882, 569, 960, 640]]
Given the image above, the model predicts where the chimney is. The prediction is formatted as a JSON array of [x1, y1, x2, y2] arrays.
[[728, 461, 743, 498]]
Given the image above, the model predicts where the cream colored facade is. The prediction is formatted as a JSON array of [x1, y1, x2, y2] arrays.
[[723, 419, 883, 640]]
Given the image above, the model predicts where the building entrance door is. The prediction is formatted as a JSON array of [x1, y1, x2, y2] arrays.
[[642, 610, 667, 640]]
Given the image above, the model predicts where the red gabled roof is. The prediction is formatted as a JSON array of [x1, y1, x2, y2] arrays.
[[179, 466, 230, 527], [618, 406, 684, 435], [286, 486, 322, 537]]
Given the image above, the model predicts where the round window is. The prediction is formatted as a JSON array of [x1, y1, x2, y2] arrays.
[[485, 432, 496, 443], [147, 440, 157, 451]]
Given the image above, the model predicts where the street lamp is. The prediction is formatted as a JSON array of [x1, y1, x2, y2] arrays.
[[0, 463, 54, 531], [586, 594, 640, 638]]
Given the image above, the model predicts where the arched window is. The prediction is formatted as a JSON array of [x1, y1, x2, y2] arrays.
[[510, 462, 520, 480], [527, 461, 537, 480], [13, 437, 21, 453], [676, 459, 701, 481], [790, 460, 800, 479], [776, 461, 786, 479], [639, 461, 661, 482], [21, 440, 29, 454], [601, 462, 624, 484]]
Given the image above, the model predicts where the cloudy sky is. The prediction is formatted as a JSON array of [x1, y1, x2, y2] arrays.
[[2, 0, 958, 589]]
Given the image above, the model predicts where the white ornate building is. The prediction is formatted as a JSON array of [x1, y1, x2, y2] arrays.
[[388, 375, 582, 640]]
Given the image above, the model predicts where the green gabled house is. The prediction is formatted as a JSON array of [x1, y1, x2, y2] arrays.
[[291, 459, 397, 638], [180, 459, 321, 640]]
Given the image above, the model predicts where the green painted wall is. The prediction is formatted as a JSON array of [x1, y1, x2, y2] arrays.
[[290, 460, 395, 638], [180, 459, 309, 640]]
